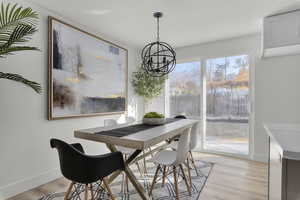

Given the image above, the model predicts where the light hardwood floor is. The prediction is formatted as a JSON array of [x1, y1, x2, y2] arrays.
[[7, 153, 268, 200]]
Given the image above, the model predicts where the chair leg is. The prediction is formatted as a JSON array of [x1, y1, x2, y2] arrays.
[[173, 166, 180, 200], [103, 178, 116, 200], [162, 166, 167, 187], [189, 151, 199, 176], [179, 164, 191, 196], [120, 172, 124, 194], [143, 150, 148, 175], [89, 184, 94, 200], [124, 154, 129, 194], [125, 172, 129, 194], [84, 184, 88, 200], [136, 161, 143, 176], [186, 157, 192, 186], [149, 164, 161, 196], [64, 182, 74, 200]]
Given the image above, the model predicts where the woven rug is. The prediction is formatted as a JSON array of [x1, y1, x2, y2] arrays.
[[39, 159, 213, 200]]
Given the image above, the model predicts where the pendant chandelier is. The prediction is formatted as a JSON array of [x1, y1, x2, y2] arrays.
[[141, 12, 176, 77]]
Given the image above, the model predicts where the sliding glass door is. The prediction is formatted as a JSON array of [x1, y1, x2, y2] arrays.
[[204, 55, 250, 155], [167, 55, 251, 156]]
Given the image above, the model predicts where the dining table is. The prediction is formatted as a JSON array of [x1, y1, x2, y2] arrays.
[[74, 118, 199, 200]]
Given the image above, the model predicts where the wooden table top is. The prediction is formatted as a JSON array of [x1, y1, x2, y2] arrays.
[[74, 119, 199, 150]]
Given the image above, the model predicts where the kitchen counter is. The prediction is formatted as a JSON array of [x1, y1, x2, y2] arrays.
[[264, 123, 300, 160]]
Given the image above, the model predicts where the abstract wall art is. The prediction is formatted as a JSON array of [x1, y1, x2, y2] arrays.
[[48, 17, 127, 120]]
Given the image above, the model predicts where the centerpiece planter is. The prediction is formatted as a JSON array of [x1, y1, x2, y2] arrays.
[[143, 112, 166, 125]]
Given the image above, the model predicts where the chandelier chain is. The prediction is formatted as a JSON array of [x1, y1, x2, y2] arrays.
[[157, 17, 160, 42]]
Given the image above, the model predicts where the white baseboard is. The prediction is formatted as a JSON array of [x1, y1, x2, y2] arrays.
[[0, 168, 61, 200]]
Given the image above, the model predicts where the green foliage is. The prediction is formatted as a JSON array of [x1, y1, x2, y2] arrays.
[[0, 72, 42, 93], [0, 3, 41, 93], [143, 112, 165, 119], [131, 68, 165, 100]]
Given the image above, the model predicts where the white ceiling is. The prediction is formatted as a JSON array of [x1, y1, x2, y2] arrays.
[[29, 0, 299, 48]]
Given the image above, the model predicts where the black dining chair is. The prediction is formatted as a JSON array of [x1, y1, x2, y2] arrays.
[[174, 115, 187, 119], [50, 138, 125, 200]]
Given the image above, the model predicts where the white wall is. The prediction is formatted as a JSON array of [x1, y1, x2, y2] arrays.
[[0, 0, 142, 199], [255, 53, 300, 161], [173, 34, 300, 162]]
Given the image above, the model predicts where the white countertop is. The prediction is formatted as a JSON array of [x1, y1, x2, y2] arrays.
[[264, 123, 300, 160]]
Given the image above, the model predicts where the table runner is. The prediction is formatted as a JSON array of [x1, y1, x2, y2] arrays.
[[96, 118, 181, 137]]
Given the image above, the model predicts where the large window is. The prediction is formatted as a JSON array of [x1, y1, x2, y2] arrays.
[[168, 62, 201, 118]]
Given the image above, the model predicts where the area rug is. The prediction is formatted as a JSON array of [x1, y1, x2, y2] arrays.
[[39, 159, 213, 200]]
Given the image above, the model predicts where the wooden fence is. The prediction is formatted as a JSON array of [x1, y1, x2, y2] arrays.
[[170, 93, 249, 120]]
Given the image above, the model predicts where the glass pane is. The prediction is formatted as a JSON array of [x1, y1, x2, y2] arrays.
[[168, 62, 201, 118], [205, 55, 249, 155]]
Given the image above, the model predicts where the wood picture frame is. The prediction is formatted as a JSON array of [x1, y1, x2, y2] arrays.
[[48, 16, 128, 120]]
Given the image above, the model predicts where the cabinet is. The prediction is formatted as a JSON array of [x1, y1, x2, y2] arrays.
[[268, 136, 286, 200], [268, 137, 300, 200]]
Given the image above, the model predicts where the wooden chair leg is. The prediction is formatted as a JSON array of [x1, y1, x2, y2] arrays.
[[149, 164, 161, 196], [125, 172, 129, 194], [136, 161, 143, 176], [173, 166, 180, 200], [103, 178, 116, 200], [121, 172, 125, 194], [179, 164, 191, 196], [89, 184, 94, 200], [186, 157, 192, 186], [64, 182, 74, 200], [162, 166, 167, 187], [84, 184, 88, 200], [143, 150, 148, 175], [124, 154, 129, 194], [189, 151, 199, 176]]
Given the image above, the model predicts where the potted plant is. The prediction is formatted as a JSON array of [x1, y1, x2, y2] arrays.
[[0, 3, 42, 93], [143, 112, 166, 125], [131, 67, 165, 111]]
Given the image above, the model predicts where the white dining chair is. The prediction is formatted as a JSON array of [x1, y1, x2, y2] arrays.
[[168, 118, 202, 182], [149, 127, 192, 200]]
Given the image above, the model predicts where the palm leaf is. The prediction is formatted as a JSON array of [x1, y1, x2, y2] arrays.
[[1, 24, 38, 47], [0, 46, 39, 57], [0, 72, 42, 93], [0, 3, 38, 47], [0, 3, 38, 33], [0, 3, 42, 94]]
